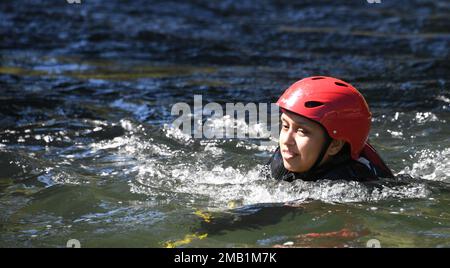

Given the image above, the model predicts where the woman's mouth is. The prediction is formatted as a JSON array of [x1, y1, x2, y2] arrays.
[[281, 149, 299, 160]]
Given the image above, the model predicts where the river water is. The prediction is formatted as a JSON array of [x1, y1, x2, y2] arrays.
[[0, 0, 449, 247]]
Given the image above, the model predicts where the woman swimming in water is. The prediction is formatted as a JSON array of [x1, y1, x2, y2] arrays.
[[268, 76, 394, 182]]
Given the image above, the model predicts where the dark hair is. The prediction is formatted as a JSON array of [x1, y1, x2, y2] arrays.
[[330, 142, 352, 163]]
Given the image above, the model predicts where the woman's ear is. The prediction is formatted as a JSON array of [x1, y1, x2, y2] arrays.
[[327, 139, 345, 156]]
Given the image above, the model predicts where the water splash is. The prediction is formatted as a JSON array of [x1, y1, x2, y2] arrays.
[[130, 161, 432, 208], [399, 148, 450, 182]]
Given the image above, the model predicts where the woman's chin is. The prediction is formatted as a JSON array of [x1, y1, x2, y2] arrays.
[[282, 159, 303, 173]]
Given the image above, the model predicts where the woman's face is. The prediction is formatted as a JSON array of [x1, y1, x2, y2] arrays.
[[279, 111, 328, 173]]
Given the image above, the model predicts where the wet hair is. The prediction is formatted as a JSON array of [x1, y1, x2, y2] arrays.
[[322, 142, 352, 169], [334, 142, 351, 160]]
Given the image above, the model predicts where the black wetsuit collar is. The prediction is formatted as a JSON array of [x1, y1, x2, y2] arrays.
[[269, 146, 353, 182]]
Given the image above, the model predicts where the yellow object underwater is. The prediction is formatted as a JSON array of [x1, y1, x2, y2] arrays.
[[164, 233, 208, 248], [194, 210, 212, 223], [163, 209, 212, 248]]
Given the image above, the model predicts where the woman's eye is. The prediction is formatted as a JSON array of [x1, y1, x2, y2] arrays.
[[297, 128, 308, 134], [282, 124, 289, 129]]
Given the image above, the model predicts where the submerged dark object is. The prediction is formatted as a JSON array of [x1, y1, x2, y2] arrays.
[[196, 203, 303, 235]]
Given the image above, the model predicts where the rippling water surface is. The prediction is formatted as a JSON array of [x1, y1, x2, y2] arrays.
[[0, 0, 449, 247]]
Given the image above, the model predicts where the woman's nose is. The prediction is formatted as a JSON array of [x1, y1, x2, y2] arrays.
[[281, 129, 296, 146]]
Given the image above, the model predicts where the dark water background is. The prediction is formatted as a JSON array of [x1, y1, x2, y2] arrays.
[[0, 0, 449, 247]]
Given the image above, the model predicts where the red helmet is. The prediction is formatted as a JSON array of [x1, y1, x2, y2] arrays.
[[276, 76, 371, 160]]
